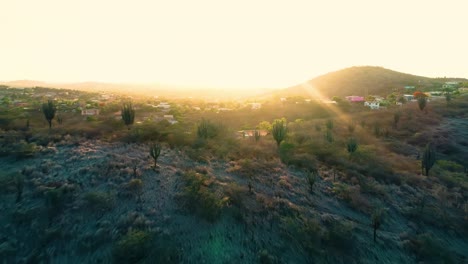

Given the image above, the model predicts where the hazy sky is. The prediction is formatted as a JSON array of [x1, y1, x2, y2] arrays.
[[1, 0, 467, 89]]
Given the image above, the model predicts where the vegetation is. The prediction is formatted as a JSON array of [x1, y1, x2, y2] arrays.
[[42, 99, 57, 129], [113, 230, 153, 264], [272, 118, 287, 147], [422, 142, 436, 176], [121, 102, 135, 129], [149, 142, 162, 168], [347, 137, 358, 157]]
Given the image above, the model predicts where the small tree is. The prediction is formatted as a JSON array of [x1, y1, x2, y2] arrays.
[[121, 102, 135, 130], [149, 142, 162, 168], [422, 143, 436, 176], [272, 118, 287, 147], [42, 100, 57, 129], [347, 137, 358, 157]]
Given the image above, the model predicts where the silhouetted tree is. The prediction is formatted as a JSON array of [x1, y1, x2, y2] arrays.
[[149, 142, 161, 168]]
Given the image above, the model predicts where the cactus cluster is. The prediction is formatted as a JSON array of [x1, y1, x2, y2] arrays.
[[42, 100, 57, 129], [272, 119, 287, 147], [149, 142, 162, 168], [121, 102, 135, 130]]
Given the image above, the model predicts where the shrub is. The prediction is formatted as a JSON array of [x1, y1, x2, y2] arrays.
[[121, 102, 135, 130], [84, 191, 115, 212], [179, 171, 226, 222], [324, 220, 355, 252], [404, 233, 456, 263], [113, 230, 153, 264], [197, 119, 218, 139]]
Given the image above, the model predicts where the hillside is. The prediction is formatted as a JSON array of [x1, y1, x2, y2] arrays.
[[276, 66, 466, 98], [0, 87, 467, 263]]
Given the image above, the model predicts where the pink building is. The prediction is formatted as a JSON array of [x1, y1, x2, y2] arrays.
[[345, 96, 365, 102]]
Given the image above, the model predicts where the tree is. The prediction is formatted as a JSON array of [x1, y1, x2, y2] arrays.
[[422, 143, 436, 176], [42, 100, 57, 129], [121, 102, 135, 130], [149, 142, 162, 168], [272, 118, 287, 147]]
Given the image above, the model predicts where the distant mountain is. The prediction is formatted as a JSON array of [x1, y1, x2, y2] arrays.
[[275, 66, 467, 99], [0, 80, 270, 100]]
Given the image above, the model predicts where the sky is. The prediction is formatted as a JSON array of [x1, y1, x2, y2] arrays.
[[1, 0, 467, 89]]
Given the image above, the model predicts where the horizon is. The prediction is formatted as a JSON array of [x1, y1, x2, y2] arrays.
[[2, 0, 468, 89]]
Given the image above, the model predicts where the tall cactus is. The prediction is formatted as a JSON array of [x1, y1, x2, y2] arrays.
[[254, 130, 261, 142], [347, 137, 358, 157], [149, 142, 162, 168], [121, 102, 135, 130], [272, 119, 287, 147], [42, 100, 57, 129], [422, 143, 436, 176]]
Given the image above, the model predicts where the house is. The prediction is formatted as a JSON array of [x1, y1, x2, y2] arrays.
[[250, 103, 262, 110], [163, 115, 178, 125], [404, 86, 415, 90], [442, 82, 459, 89], [156, 102, 171, 110], [237, 130, 269, 138], [81, 109, 100, 116], [403, 94, 414, 101], [345, 96, 365, 102], [364, 101, 380, 110]]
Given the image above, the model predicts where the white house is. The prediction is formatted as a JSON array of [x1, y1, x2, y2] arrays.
[[364, 101, 380, 110], [163, 115, 178, 124], [250, 103, 262, 110], [81, 109, 100, 116]]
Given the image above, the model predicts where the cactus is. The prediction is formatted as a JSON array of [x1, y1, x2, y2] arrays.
[[422, 143, 436, 176], [371, 207, 383, 243], [306, 169, 319, 193], [197, 119, 217, 139], [272, 119, 287, 147], [149, 142, 162, 168], [326, 119, 334, 130], [57, 115, 63, 125], [347, 137, 358, 156], [418, 96, 427, 111], [121, 102, 135, 130], [325, 129, 334, 143], [254, 130, 261, 142], [42, 100, 57, 129], [393, 111, 401, 129], [15, 174, 24, 203]]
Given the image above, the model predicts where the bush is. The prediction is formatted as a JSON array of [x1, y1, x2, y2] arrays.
[[324, 220, 355, 252], [179, 171, 227, 222], [84, 191, 115, 212], [404, 233, 456, 263], [113, 230, 153, 264]]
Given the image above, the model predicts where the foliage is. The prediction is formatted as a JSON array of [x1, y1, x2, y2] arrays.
[[121, 102, 135, 130], [404, 233, 456, 263], [113, 230, 153, 264], [326, 119, 334, 130], [149, 142, 162, 167], [272, 118, 288, 147], [84, 191, 115, 212], [42, 100, 57, 129], [197, 118, 218, 139], [422, 143, 436, 176], [179, 171, 226, 222]]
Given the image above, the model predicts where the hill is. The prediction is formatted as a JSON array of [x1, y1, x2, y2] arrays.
[[276, 66, 467, 98]]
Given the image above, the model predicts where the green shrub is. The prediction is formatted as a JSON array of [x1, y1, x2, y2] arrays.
[[324, 220, 355, 252], [113, 230, 153, 264], [180, 171, 226, 222], [404, 233, 456, 263], [84, 191, 115, 212]]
